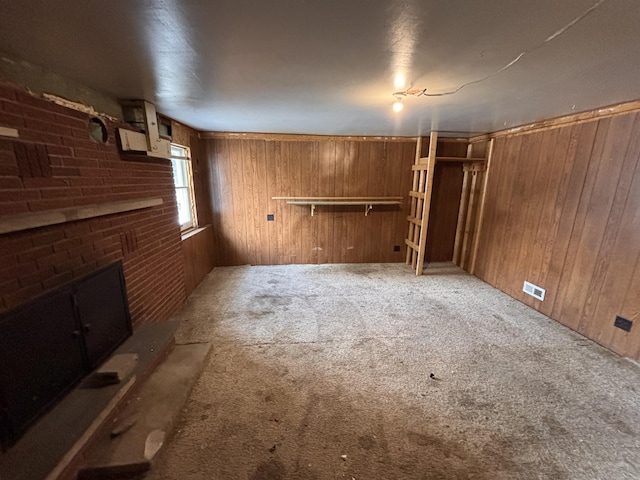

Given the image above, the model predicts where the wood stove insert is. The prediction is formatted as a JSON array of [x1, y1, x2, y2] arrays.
[[0, 261, 132, 451]]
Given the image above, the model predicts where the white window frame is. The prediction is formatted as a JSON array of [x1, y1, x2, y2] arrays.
[[170, 143, 198, 232]]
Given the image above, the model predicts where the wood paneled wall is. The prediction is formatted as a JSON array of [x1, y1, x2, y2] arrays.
[[204, 137, 473, 266], [182, 225, 215, 297], [172, 121, 215, 293], [474, 112, 640, 360]]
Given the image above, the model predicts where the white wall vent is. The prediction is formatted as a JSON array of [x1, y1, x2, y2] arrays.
[[523, 281, 545, 301]]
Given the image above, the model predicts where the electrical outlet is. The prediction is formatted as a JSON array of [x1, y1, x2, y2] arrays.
[[614, 315, 632, 332], [267, 214, 274, 221], [393, 245, 401, 252]]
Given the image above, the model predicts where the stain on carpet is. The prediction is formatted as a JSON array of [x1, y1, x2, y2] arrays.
[[250, 459, 285, 480]]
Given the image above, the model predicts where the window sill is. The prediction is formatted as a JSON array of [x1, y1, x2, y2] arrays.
[[181, 224, 210, 241]]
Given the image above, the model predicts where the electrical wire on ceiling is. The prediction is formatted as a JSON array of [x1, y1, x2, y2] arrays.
[[392, 0, 608, 99]]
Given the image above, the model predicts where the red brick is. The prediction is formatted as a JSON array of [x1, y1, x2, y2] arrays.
[[52, 237, 83, 253], [73, 147, 104, 159], [54, 114, 88, 129], [0, 111, 24, 128], [73, 195, 112, 206], [69, 243, 96, 259], [4, 284, 45, 310], [0, 150, 16, 166], [31, 229, 66, 247], [23, 177, 70, 188], [66, 177, 105, 187], [1, 260, 39, 284], [70, 128, 95, 141], [24, 118, 71, 137], [19, 130, 64, 145], [61, 136, 98, 149], [78, 167, 110, 177], [0, 165, 20, 176], [51, 166, 81, 177], [0, 236, 32, 257], [18, 265, 55, 288], [0, 202, 29, 215], [53, 256, 84, 274], [0, 189, 40, 203], [41, 187, 83, 199], [104, 243, 123, 255], [0, 176, 22, 189], [17, 244, 54, 263], [0, 85, 17, 101], [0, 82, 185, 325], [28, 198, 74, 211], [62, 157, 99, 168], [0, 139, 14, 150], [73, 261, 99, 279], [21, 107, 57, 122], [96, 252, 122, 267], [81, 186, 112, 196], [36, 250, 69, 269], [64, 222, 91, 238], [46, 145, 73, 157], [103, 152, 123, 162], [42, 270, 74, 290], [0, 278, 20, 298], [1, 100, 42, 117], [14, 90, 51, 107]]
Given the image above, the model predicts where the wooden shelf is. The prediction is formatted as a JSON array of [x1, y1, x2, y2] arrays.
[[0, 197, 163, 235], [416, 156, 485, 166], [272, 196, 403, 216]]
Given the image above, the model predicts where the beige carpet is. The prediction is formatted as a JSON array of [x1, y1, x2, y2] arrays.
[[147, 263, 640, 480]]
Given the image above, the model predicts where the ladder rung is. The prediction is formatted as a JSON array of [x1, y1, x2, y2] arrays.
[[406, 216, 420, 226], [405, 239, 419, 251], [412, 164, 429, 171], [409, 191, 425, 199]]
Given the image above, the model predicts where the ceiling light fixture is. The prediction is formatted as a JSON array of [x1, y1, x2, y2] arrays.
[[394, 73, 406, 89], [393, 87, 428, 98]]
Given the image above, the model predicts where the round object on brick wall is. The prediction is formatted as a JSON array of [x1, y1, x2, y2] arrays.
[[88, 117, 108, 144]]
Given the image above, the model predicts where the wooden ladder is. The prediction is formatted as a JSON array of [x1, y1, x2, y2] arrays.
[[405, 131, 438, 275]]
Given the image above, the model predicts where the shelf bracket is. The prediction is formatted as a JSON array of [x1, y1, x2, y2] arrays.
[[310, 204, 316, 216], [365, 204, 373, 216]]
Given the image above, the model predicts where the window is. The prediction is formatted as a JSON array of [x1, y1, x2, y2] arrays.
[[170, 143, 198, 231]]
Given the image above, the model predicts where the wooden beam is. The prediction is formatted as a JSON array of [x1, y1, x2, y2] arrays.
[[408, 191, 425, 199], [469, 138, 495, 274], [453, 143, 474, 265], [415, 131, 438, 275], [460, 171, 478, 270], [405, 239, 419, 252], [469, 99, 640, 141], [406, 136, 422, 265], [436, 156, 486, 162], [412, 168, 426, 269], [0, 197, 163, 235], [199, 131, 471, 143], [142, 101, 161, 152], [453, 170, 471, 265]]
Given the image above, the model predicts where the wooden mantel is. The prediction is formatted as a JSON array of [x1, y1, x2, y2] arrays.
[[0, 197, 164, 235]]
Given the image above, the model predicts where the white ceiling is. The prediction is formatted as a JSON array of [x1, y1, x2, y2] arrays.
[[1, 0, 639, 136]]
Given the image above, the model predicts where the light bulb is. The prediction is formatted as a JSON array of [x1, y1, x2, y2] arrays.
[[394, 73, 406, 89], [393, 101, 403, 112]]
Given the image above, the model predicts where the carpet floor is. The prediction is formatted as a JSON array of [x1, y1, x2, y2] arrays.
[[146, 263, 639, 480]]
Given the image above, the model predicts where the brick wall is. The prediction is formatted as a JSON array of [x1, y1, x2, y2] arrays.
[[0, 81, 186, 327]]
